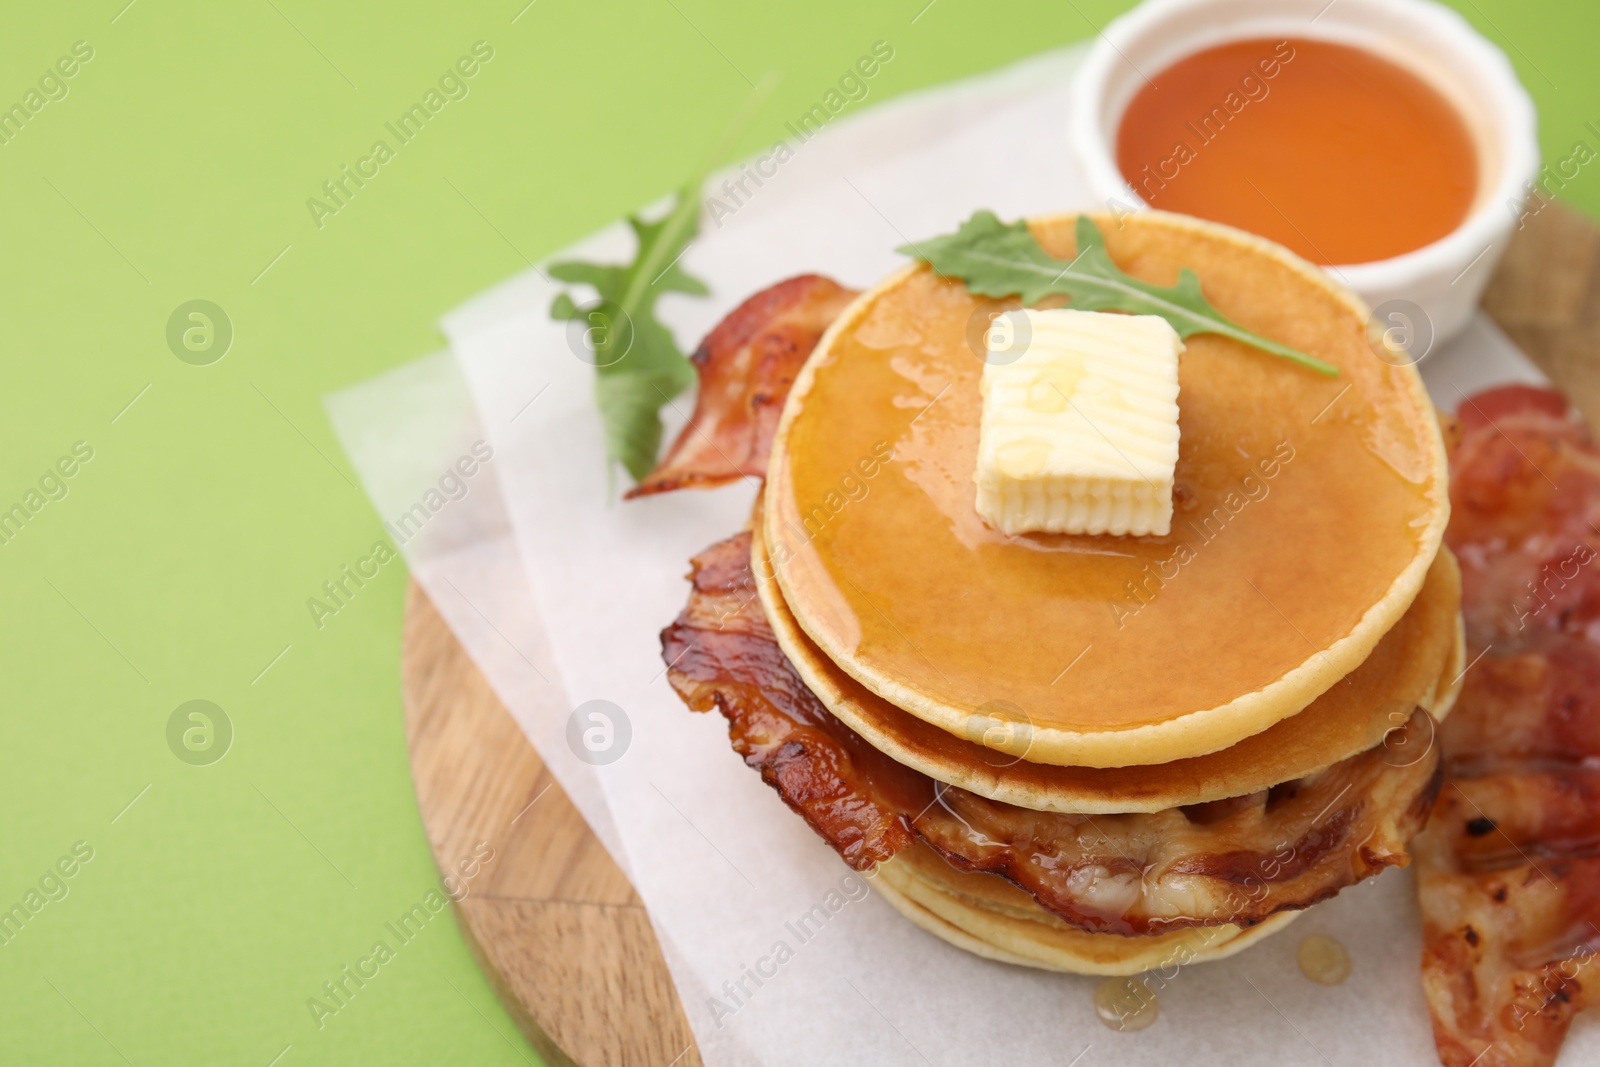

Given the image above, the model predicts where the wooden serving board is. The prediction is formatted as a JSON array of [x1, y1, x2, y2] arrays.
[[400, 201, 1600, 1067]]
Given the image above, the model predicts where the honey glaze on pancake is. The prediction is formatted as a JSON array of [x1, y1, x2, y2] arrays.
[[766, 212, 1447, 765]]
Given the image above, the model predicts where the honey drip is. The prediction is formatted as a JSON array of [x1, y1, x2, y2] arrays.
[[1094, 975, 1160, 1032], [1297, 934, 1352, 985]]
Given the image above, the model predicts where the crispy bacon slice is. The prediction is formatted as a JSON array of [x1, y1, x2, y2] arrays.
[[625, 274, 858, 498], [1416, 384, 1600, 1067], [663, 531, 916, 869], [665, 532, 1440, 937]]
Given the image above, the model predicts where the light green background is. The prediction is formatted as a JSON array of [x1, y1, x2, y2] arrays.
[[1, 1, 1593, 1063]]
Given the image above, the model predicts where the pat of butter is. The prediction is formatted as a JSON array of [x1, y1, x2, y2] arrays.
[[974, 308, 1183, 537]]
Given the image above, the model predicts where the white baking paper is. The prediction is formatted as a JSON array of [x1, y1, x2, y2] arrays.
[[328, 41, 1596, 1066]]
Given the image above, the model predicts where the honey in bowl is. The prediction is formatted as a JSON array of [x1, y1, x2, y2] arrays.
[[1114, 37, 1478, 266]]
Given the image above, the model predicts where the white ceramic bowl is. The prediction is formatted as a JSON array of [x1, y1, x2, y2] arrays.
[[1068, 0, 1539, 351]]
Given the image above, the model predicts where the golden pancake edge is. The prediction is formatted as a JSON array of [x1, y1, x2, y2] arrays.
[[755, 513, 1463, 813], [871, 842, 1300, 975]]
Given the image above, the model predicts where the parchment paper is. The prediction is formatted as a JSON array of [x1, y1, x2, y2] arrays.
[[328, 42, 1594, 1066]]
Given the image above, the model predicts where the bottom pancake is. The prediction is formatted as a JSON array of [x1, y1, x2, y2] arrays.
[[873, 842, 1299, 975]]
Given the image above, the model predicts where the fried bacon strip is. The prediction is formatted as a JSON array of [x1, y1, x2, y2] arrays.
[[662, 531, 916, 869], [625, 274, 858, 498], [665, 532, 1440, 937], [1416, 384, 1600, 1067]]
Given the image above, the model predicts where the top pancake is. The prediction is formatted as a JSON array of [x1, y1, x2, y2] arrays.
[[763, 211, 1449, 768]]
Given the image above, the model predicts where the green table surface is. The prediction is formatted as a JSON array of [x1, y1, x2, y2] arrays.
[[3, 1, 1595, 1063]]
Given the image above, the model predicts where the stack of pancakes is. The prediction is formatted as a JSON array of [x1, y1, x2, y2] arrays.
[[660, 213, 1462, 975]]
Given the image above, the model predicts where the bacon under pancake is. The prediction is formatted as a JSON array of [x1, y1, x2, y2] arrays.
[[666, 531, 1440, 937], [1416, 385, 1600, 1067], [625, 274, 859, 498]]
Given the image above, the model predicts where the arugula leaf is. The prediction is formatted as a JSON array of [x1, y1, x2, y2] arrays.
[[547, 76, 784, 485], [549, 186, 709, 483], [901, 211, 1337, 376]]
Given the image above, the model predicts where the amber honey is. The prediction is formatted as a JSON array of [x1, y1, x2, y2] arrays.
[[1115, 37, 1478, 265], [1094, 975, 1160, 1031], [1298, 933, 1353, 984]]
